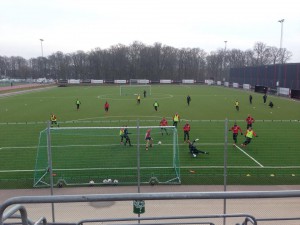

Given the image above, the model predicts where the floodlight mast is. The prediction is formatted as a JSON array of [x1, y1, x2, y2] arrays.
[[277, 19, 284, 87], [278, 19, 284, 53], [40, 39, 44, 57], [223, 41, 228, 80]]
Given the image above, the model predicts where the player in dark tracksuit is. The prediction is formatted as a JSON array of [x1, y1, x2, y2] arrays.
[[188, 139, 209, 157], [123, 126, 132, 146], [187, 95, 191, 106]]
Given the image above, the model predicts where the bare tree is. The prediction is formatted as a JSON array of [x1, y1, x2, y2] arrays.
[[253, 42, 273, 65], [0, 56, 9, 77], [268, 46, 281, 64], [278, 48, 293, 64], [70, 51, 89, 79], [227, 49, 246, 68], [244, 50, 255, 66], [0, 40, 294, 81], [206, 51, 223, 80], [48, 52, 71, 79]]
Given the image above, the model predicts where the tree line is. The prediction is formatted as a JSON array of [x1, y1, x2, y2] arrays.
[[0, 41, 292, 81]]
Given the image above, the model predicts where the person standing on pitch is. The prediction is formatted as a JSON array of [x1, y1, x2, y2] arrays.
[[137, 94, 141, 104], [153, 100, 159, 111], [104, 101, 110, 112], [241, 127, 258, 147], [143, 90, 147, 98], [229, 122, 243, 145], [50, 113, 59, 127], [75, 98, 81, 111], [123, 125, 132, 146], [173, 112, 180, 128], [183, 121, 191, 143], [119, 126, 125, 144], [145, 129, 153, 151], [235, 100, 240, 111], [187, 95, 191, 106], [249, 95, 253, 104], [160, 117, 168, 135], [245, 114, 255, 129], [263, 93, 267, 104]]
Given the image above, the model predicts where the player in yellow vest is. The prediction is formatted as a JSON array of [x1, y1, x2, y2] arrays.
[[75, 98, 81, 111], [241, 127, 258, 147], [235, 100, 239, 111], [137, 94, 141, 104], [119, 126, 125, 144], [173, 113, 180, 128], [153, 101, 159, 111], [50, 113, 59, 127]]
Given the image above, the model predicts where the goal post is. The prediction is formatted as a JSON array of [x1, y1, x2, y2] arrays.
[[129, 79, 150, 85], [120, 79, 151, 96], [34, 125, 180, 187], [120, 84, 151, 96]]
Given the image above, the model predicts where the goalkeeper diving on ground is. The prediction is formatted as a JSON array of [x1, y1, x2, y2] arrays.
[[188, 139, 209, 158]]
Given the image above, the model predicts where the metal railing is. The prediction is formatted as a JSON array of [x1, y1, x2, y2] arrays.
[[1, 190, 300, 225]]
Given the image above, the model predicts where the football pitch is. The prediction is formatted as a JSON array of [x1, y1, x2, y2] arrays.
[[0, 84, 300, 188]]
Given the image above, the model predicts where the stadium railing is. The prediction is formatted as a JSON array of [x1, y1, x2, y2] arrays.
[[1, 190, 300, 225]]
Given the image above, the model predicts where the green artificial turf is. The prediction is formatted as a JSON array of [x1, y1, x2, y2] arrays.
[[0, 85, 300, 188]]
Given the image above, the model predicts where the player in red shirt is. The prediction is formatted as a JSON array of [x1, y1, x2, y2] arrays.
[[160, 117, 168, 135], [183, 121, 191, 143], [245, 114, 255, 129], [104, 101, 109, 112], [229, 122, 243, 145], [145, 129, 153, 151]]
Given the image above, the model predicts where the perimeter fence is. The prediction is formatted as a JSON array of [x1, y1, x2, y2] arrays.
[[1, 189, 300, 225], [0, 119, 300, 188]]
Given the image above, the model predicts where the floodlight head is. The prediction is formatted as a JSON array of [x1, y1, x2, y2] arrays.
[[40, 39, 44, 42]]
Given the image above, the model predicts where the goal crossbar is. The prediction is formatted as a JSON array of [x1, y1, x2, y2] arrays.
[[119, 85, 151, 96]]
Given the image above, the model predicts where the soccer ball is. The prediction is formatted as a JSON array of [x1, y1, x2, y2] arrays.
[[113, 179, 119, 184], [103, 179, 108, 183], [193, 154, 197, 158], [157, 141, 162, 145], [107, 178, 112, 183]]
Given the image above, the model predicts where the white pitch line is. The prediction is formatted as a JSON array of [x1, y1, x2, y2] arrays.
[[0, 142, 224, 150], [0, 146, 37, 150], [2, 165, 300, 173], [234, 144, 264, 168]]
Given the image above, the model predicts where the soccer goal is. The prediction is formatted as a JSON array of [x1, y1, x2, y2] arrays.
[[34, 125, 180, 187], [120, 84, 151, 96], [129, 79, 150, 85]]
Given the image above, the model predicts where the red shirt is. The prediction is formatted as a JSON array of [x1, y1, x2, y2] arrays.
[[246, 116, 254, 124], [104, 102, 109, 109], [160, 118, 168, 126], [183, 123, 191, 132], [230, 125, 242, 134], [145, 130, 151, 139]]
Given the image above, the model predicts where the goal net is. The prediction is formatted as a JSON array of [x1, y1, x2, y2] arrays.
[[120, 84, 151, 96], [34, 125, 180, 187]]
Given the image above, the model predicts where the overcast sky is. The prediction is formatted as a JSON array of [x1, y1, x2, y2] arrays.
[[1, 0, 299, 62]]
